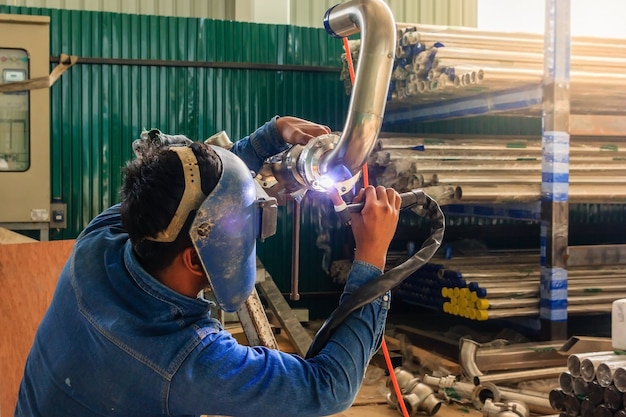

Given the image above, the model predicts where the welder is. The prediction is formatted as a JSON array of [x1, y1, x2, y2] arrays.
[[15, 115, 401, 417]]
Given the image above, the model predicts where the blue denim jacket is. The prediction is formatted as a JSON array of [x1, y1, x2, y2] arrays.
[[15, 117, 390, 417]]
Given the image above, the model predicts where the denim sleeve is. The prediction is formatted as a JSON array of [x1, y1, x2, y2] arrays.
[[229, 115, 290, 174], [77, 203, 125, 240], [169, 260, 390, 417], [341, 260, 392, 358]]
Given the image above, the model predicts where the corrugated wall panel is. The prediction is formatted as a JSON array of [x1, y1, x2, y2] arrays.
[[0, 0, 233, 19]]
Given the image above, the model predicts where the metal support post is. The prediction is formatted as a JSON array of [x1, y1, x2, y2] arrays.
[[540, 0, 571, 340]]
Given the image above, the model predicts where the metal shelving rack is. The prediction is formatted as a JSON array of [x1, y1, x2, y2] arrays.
[[380, 0, 626, 340]]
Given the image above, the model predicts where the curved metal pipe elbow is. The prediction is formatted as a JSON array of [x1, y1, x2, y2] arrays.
[[320, 0, 396, 180], [265, 0, 396, 196], [459, 338, 484, 378]]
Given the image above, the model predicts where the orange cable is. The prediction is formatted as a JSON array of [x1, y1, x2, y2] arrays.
[[342, 37, 356, 85], [362, 163, 369, 187], [342, 36, 408, 417], [382, 337, 409, 416]]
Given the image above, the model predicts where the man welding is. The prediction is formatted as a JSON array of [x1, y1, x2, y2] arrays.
[[15, 115, 400, 417]]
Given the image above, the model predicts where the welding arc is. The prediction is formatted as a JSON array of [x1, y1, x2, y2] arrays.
[[305, 190, 445, 358]]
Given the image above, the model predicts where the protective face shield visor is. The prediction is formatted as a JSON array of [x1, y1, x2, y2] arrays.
[[189, 146, 277, 312]]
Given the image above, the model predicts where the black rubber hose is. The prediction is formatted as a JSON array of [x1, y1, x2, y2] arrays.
[[305, 190, 445, 358]]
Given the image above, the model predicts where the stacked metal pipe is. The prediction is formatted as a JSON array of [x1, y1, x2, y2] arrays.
[[550, 352, 626, 417], [392, 252, 626, 321], [368, 135, 626, 204], [340, 23, 626, 115]]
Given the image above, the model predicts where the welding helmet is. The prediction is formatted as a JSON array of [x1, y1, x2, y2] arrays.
[[144, 137, 276, 312], [187, 145, 261, 312]]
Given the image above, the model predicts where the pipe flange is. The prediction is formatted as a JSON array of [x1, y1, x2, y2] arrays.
[[297, 133, 361, 193], [297, 133, 339, 191], [269, 134, 360, 197], [473, 382, 501, 410], [268, 145, 305, 195]]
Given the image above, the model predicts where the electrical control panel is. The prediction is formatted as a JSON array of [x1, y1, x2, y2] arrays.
[[0, 14, 52, 233]]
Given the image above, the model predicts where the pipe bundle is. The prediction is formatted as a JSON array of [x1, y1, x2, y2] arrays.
[[368, 135, 626, 204], [392, 252, 626, 321], [340, 23, 626, 115], [550, 352, 626, 417]]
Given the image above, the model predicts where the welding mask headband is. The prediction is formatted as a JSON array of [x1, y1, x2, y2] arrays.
[[144, 146, 207, 243], [190, 145, 257, 312]]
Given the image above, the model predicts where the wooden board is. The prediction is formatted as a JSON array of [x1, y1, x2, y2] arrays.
[[0, 227, 37, 244], [0, 239, 74, 415]]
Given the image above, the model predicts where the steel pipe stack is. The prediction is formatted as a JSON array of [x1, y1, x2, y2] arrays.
[[392, 252, 626, 321], [346, 24, 626, 322], [340, 23, 626, 115], [368, 135, 626, 204], [549, 352, 626, 417]]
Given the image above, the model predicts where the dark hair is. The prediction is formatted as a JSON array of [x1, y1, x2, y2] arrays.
[[120, 142, 222, 273]]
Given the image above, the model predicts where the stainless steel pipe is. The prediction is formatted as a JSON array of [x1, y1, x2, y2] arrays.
[[270, 0, 396, 195], [472, 366, 567, 386], [568, 352, 616, 377], [497, 387, 555, 416], [459, 338, 566, 375], [321, 0, 396, 180], [595, 359, 626, 387]]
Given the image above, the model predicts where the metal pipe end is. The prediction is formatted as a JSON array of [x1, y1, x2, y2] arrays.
[[323, 5, 341, 38], [559, 371, 574, 393], [473, 382, 500, 410]]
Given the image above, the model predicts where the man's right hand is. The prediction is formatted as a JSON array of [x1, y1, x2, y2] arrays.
[[350, 186, 401, 271]]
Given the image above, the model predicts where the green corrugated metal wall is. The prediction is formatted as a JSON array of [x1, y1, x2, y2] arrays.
[[0, 5, 352, 303], [0, 5, 348, 230]]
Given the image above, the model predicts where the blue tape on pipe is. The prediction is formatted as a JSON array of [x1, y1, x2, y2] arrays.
[[542, 131, 570, 202], [540, 298, 568, 309], [542, 172, 569, 183], [542, 132, 569, 162], [540, 307, 568, 321], [541, 183, 569, 202], [539, 265, 568, 321]]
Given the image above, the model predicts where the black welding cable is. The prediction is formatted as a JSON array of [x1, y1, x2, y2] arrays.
[[305, 191, 445, 358]]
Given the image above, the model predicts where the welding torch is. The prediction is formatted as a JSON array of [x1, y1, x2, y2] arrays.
[[329, 188, 427, 225], [307, 186, 445, 358]]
